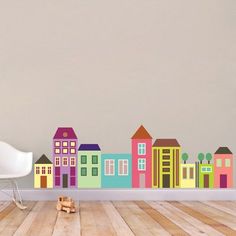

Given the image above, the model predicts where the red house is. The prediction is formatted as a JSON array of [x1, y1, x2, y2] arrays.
[[131, 125, 152, 188]]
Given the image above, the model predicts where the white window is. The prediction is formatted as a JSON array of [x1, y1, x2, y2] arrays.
[[55, 157, 60, 166], [138, 143, 146, 155], [201, 166, 212, 172], [138, 158, 146, 170], [55, 148, 60, 154], [104, 159, 114, 175], [118, 160, 128, 175], [36, 166, 40, 174], [42, 167, 46, 174], [216, 159, 222, 167], [70, 157, 76, 166], [70, 141, 76, 147], [55, 141, 60, 147], [62, 148, 68, 154], [48, 167, 52, 174], [62, 157, 68, 166], [70, 148, 76, 154], [62, 141, 68, 147], [225, 159, 231, 167]]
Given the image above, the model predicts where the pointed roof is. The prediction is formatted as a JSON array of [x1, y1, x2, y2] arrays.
[[35, 154, 52, 164], [131, 125, 152, 139], [53, 127, 77, 139], [78, 144, 101, 151], [215, 147, 232, 154], [153, 139, 180, 147]]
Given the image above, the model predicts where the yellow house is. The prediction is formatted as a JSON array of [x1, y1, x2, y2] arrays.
[[152, 139, 181, 188], [34, 154, 53, 188], [180, 163, 196, 188]]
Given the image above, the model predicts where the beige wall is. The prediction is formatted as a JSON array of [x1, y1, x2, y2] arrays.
[[0, 0, 235, 188]]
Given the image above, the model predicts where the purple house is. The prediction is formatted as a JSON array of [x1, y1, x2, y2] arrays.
[[53, 127, 78, 188]]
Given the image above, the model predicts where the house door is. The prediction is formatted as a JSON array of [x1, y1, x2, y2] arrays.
[[220, 174, 227, 188], [203, 174, 209, 188], [163, 174, 170, 188], [40, 176, 47, 188], [63, 174, 68, 188], [139, 174, 145, 188]]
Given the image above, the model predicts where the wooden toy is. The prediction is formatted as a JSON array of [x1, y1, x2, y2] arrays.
[[56, 196, 76, 213]]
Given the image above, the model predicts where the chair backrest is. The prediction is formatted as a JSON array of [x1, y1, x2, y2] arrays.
[[0, 141, 33, 176]]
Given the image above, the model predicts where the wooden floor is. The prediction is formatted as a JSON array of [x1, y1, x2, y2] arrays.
[[0, 201, 236, 236]]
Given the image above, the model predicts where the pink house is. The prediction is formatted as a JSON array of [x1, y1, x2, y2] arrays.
[[131, 125, 152, 188], [214, 147, 233, 188]]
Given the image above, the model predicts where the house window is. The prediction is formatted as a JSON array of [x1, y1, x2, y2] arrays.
[[36, 166, 40, 174], [138, 143, 146, 155], [92, 155, 98, 164], [42, 167, 46, 175], [62, 141, 68, 147], [118, 160, 128, 175], [70, 176, 75, 186], [70, 157, 76, 166], [81, 167, 87, 176], [55, 176, 60, 186], [48, 167, 52, 174], [62, 157, 68, 166], [225, 159, 231, 167], [189, 167, 194, 179], [162, 168, 170, 172], [92, 167, 98, 176], [70, 141, 76, 147], [138, 158, 146, 170], [163, 149, 170, 153], [81, 155, 87, 164], [55, 148, 60, 154], [55, 157, 60, 166], [182, 167, 187, 179], [55, 141, 60, 147], [55, 167, 60, 176], [70, 167, 76, 176], [216, 159, 222, 167], [105, 159, 114, 175], [62, 148, 68, 154], [70, 148, 76, 154]]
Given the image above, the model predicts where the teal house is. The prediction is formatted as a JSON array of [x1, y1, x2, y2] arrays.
[[101, 154, 132, 188], [78, 144, 101, 188]]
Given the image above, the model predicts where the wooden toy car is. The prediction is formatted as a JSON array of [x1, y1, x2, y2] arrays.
[[56, 196, 76, 213]]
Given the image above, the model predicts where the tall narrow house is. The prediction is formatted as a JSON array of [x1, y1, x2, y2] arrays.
[[152, 139, 181, 188], [131, 125, 152, 188], [53, 127, 78, 188]]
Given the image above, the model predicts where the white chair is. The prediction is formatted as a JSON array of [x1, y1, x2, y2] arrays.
[[0, 141, 33, 209]]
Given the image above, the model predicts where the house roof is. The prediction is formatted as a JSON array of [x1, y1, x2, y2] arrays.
[[131, 125, 152, 139], [53, 127, 77, 139], [35, 154, 52, 164], [215, 147, 232, 154], [78, 144, 101, 151], [153, 139, 180, 147]]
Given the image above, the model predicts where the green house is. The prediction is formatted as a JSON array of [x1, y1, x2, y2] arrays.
[[195, 162, 214, 188], [78, 144, 101, 188]]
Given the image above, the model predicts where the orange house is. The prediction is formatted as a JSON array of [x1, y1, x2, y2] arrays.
[[214, 147, 233, 188]]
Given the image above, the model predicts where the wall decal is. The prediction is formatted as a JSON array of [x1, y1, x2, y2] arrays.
[[53, 127, 78, 188], [34, 154, 53, 188], [101, 154, 132, 188], [78, 144, 101, 188], [131, 125, 152, 188], [34, 125, 234, 190], [214, 147, 233, 188]]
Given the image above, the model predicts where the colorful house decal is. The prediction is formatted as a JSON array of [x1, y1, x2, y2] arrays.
[[180, 163, 195, 188], [78, 144, 101, 188], [53, 127, 78, 188], [195, 162, 214, 188], [101, 154, 132, 188], [152, 139, 181, 188], [214, 147, 233, 188], [131, 125, 152, 188], [34, 154, 53, 188]]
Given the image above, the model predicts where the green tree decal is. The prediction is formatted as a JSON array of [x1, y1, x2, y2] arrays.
[[206, 153, 212, 164], [198, 153, 204, 164], [181, 153, 189, 164]]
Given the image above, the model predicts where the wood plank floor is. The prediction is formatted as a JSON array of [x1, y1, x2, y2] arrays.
[[0, 201, 236, 236]]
